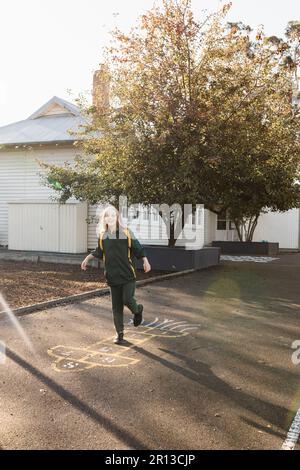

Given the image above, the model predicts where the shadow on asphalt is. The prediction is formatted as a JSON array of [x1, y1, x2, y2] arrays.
[[240, 417, 286, 440], [5, 347, 149, 450], [132, 345, 290, 434]]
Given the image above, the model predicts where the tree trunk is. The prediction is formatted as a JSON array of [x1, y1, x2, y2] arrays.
[[234, 215, 260, 242], [158, 210, 177, 247], [159, 207, 190, 247], [233, 219, 243, 241], [168, 220, 176, 247], [248, 214, 259, 241]]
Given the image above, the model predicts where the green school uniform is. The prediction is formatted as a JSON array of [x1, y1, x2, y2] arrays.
[[91, 227, 146, 334], [91, 227, 146, 287]]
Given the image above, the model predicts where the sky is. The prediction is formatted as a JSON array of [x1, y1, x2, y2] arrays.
[[0, 0, 299, 127]]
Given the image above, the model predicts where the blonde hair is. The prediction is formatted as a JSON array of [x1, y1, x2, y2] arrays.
[[96, 205, 126, 237]]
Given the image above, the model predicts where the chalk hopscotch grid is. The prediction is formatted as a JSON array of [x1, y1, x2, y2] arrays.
[[48, 317, 200, 372], [221, 255, 279, 263], [282, 408, 300, 450]]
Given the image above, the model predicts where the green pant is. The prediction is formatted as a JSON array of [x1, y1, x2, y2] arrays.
[[110, 280, 141, 334]]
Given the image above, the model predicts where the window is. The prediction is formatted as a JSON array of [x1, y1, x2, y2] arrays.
[[153, 211, 158, 221], [151, 207, 159, 221], [197, 208, 203, 225], [217, 220, 226, 230], [128, 208, 139, 220], [217, 211, 227, 230]]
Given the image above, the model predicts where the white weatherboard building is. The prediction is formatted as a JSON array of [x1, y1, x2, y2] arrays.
[[0, 96, 94, 253], [0, 95, 299, 253], [207, 208, 300, 250]]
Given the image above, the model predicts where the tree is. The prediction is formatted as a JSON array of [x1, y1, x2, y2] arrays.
[[189, 19, 300, 240], [41, 0, 228, 246], [285, 20, 300, 104], [40, 0, 300, 244]]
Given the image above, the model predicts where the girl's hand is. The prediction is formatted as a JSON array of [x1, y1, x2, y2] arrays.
[[143, 258, 151, 273], [81, 259, 88, 271]]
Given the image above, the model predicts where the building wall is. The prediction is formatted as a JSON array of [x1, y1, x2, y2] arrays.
[[8, 201, 87, 253], [87, 204, 205, 250], [0, 146, 78, 246], [86, 203, 98, 250], [2, 145, 299, 252], [0, 147, 205, 252], [204, 209, 217, 245], [253, 209, 299, 250]]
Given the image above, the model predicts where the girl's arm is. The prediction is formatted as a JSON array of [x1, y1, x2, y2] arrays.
[[81, 241, 103, 270], [130, 230, 151, 273], [90, 243, 103, 260], [142, 256, 151, 273]]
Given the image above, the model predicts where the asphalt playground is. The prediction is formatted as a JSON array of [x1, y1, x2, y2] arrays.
[[1, 253, 300, 450]]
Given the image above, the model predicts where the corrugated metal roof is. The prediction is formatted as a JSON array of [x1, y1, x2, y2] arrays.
[[0, 96, 91, 146], [28, 96, 81, 119]]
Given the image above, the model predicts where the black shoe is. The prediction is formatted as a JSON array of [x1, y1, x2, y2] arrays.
[[114, 332, 125, 344], [134, 305, 143, 327]]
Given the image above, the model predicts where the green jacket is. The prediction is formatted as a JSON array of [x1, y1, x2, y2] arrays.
[[91, 227, 146, 286]]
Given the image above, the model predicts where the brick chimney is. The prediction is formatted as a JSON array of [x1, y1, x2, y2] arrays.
[[92, 64, 110, 112]]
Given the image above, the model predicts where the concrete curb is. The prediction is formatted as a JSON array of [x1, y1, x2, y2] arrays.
[[0, 268, 200, 318]]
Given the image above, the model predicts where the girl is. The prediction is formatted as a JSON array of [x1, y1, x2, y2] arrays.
[[81, 206, 151, 344]]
